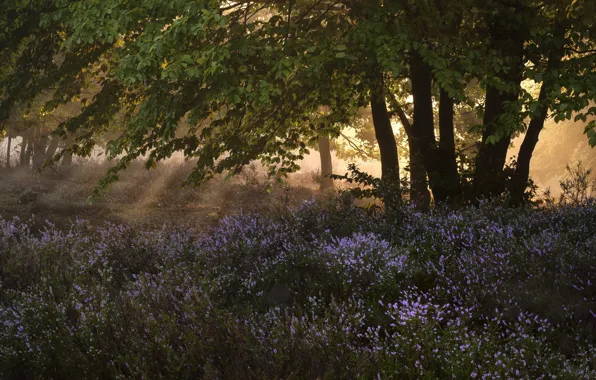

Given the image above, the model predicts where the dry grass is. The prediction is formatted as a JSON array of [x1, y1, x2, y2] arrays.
[[0, 158, 332, 232]]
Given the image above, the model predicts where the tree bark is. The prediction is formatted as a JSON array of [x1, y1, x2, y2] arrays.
[[410, 54, 459, 204], [318, 136, 334, 191], [44, 136, 61, 162], [473, 86, 517, 198], [410, 55, 435, 158], [369, 74, 400, 190], [21, 128, 34, 168], [19, 135, 28, 167], [62, 151, 73, 166], [473, 18, 525, 200], [61, 135, 74, 166], [408, 137, 430, 210], [33, 126, 48, 169], [24, 141, 33, 167], [392, 96, 430, 211], [438, 88, 461, 201], [6, 136, 11, 168], [510, 25, 565, 206]]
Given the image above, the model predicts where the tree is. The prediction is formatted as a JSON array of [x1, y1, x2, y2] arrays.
[[1, 0, 595, 207], [5, 135, 11, 167], [510, 17, 566, 204], [318, 136, 334, 191], [471, 1, 528, 199], [510, 0, 596, 205], [387, 89, 431, 210]]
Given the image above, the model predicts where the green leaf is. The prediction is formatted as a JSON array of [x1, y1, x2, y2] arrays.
[[585, 121, 596, 147], [181, 55, 194, 64], [281, 58, 292, 67]]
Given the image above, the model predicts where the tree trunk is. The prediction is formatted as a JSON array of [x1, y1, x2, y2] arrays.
[[318, 136, 334, 191], [62, 151, 73, 166], [438, 88, 461, 201], [473, 86, 517, 198], [24, 141, 33, 167], [510, 25, 565, 206], [473, 16, 525, 200], [369, 74, 400, 192], [19, 135, 28, 167], [391, 94, 430, 210], [22, 128, 34, 168], [32, 125, 49, 169], [410, 54, 455, 203], [44, 136, 61, 162], [408, 138, 430, 211], [6, 136, 11, 168], [61, 135, 74, 167]]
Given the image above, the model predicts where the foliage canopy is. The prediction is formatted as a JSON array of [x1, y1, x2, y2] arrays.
[[1, 0, 595, 203]]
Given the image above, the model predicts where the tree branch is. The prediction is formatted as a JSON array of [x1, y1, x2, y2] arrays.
[[339, 132, 375, 159], [566, 47, 596, 55], [387, 94, 413, 136]]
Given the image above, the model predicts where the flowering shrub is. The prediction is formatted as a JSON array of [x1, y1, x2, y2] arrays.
[[1, 199, 595, 378]]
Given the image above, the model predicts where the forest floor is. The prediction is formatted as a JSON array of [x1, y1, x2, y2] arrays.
[[0, 160, 324, 232]]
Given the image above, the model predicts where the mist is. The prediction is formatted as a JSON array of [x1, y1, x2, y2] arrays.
[[2, 112, 594, 225], [508, 116, 596, 198]]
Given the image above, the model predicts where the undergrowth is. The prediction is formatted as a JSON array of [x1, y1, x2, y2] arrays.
[[1, 195, 595, 379]]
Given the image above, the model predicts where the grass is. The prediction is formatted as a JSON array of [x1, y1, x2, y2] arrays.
[[0, 159, 324, 232]]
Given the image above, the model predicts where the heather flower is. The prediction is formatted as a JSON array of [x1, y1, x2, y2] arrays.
[[1, 200, 595, 378]]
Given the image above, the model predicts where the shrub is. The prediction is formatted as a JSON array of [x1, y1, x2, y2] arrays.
[[1, 199, 595, 378], [559, 161, 596, 206]]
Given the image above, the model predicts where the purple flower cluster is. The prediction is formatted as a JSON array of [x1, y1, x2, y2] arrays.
[[0, 199, 595, 378]]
